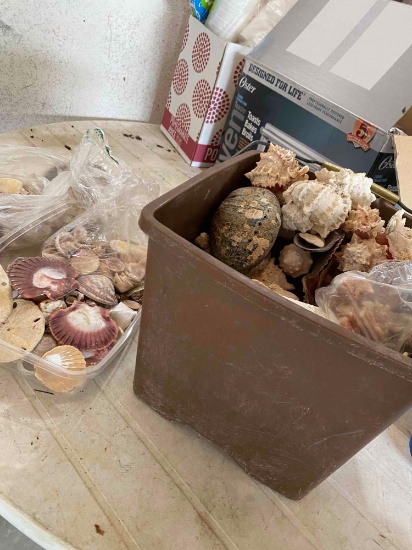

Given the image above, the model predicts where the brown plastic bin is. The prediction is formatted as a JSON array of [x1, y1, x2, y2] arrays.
[[134, 151, 412, 500]]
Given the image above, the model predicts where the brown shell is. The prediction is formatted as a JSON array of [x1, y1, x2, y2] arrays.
[[35, 345, 86, 392], [77, 274, 118, 306], [49, 301, 118, 351], [7, 257, 79, 300], [0, 299, 45, 363], [70, 249, 100, 274]]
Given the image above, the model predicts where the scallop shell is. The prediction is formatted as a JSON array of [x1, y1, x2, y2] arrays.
[[35, 346, 86, 392], [246, 144, 309, 190], [315, 168, 375, 208], [386, 210, 412, 261], [279, 244, 313, 278], [113, 272, 135, 293], [101, 257, 125, 273], [49, 301, 118, 351], [55, 232, 79, 256], [338, 234, 388, 272], [7, 257, 79, 300], [124, 261, 145, 283], [77, 274, 117, 306], [0, 177, 23, 194], [341, 205, 385, 238], [109, 302, 138, 330], [247, 256, 294, 291], [282, 180, 351, 238], [252, 279, 299, 301], [0, 299, 45, 363], [0, 265, 13, 323], [70, 249, 100, 274]]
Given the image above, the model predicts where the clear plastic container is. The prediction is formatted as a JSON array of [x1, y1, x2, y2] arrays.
[[0, 208, 141, 395]]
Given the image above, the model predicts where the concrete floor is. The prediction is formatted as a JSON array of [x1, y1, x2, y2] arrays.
[[0, 517, 42, 550]]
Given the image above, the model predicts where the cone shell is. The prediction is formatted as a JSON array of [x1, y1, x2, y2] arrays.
[[0, 264, 13, 323], [35, 345, 86, 392], [49, 301, 118, 351], [70, 249, 100, 274], [0, 299, 45, 363], [0, 177, 23, 194], [77, 274, 117, 306], [7, 256, 79, 300]]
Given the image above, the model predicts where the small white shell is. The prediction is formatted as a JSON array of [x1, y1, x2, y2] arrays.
[[282, 180, 351, 238], [279, 244, 313, 278]]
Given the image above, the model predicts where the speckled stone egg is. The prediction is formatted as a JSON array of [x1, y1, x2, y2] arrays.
[[210, 187, 281, 273]]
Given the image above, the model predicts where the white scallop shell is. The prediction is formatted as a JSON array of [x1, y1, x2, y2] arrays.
[[246, 144, 309, 189], [338, 235, 388, 272], [279, 244, 313, 278], [282, 180, 351, 238], [315, 168, 375, 208]]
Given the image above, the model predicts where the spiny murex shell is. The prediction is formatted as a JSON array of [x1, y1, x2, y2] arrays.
[[77, 274, 117, 306], [386, 210, 412, 261], [0, 299, 45, 363], [245, 144, 309, 190], [338, 235, 388, 272], [0, 265, 13, 323], [49, 301, 118, 351], [341, 205, 384, 238], [282, 180, 351, 238], [210, 187, 281, 273], [315, 168, 375, 208]]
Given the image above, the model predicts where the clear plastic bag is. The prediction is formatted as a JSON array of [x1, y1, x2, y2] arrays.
[[205, 0, 262, 42], [239, 0, 298, 47], [316, 261, 412, 351]]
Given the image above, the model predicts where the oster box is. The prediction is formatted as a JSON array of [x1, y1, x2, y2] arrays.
[[161, 16, 250, 167], [218, 0, 412, 192]]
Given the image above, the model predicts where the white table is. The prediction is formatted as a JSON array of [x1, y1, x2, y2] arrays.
[[1, 120, 412, 550]]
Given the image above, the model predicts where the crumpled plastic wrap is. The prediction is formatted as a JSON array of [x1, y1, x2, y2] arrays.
[[316, 261, 412, 352], [239, 0, 298, 47]]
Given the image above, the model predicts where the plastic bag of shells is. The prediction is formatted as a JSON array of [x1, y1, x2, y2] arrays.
[[0, 146, 72, 240], [195, 143, 412, 356]]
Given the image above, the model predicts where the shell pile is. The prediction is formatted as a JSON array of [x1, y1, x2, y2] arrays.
[[0, 223, 146, 392], [195, 145, 412, 355]]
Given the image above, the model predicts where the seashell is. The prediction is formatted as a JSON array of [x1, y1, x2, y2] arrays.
[[77, 274, 117, 306], [95, 261, 114, 280], [315, 168, 375, 208], [245, 144, 309, 190], [121, 299, 142, 311], [298, 233, 325, 248], [109, 302, 138, 331], [0, 265, 13, 323], [338, 234, 388, 272], [210, 187, 281, 273], [70, 249, 100, 274], [282, 180, 351, 238], [195, 232, 211, 253], [386, 210, 412, 261], [7, 257, 79, 300], [36, 346, 86, 392], [49, 301, 118, 351], [55, 232, 79, 256], [124, 261, 145, 283], [39, 299, 67, 321], [81, 344, 114, 367], [341, 205, 385, 239], [247, 256, 294, 291], [113, 272, 135, 293], [71, 226, 88, 242], [293, 230, 343, 254], [252, 279, 299, 301], [303, 256, 341, 306], [32, 334, 58, 357], [125, 282, 144, 301], [279, 243, 313, 278], [0, 299, 45, 363], [65, 291, 85, 305], [101, 257, 125, 273], [109, 240, 147, 262], [0, 177, 24, 194]]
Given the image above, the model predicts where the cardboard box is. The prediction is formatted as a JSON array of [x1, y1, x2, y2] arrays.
[[161, 16, 250, 167], [218, 0, 412, 192]]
